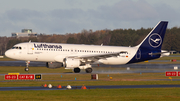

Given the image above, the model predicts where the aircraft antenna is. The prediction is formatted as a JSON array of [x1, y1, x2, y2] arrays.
[[101, 43, 103, 46]]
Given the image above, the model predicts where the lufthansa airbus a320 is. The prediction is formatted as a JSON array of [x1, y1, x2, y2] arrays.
[[5, 21, 169, 73]]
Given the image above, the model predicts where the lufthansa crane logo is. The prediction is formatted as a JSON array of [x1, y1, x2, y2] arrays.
[[148, 33, 162, 48]]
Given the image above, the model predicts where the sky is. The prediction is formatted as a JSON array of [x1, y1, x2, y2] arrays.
[[0, 0, 180, 36]]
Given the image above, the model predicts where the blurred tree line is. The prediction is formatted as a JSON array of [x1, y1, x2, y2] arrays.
[[0, 27, 180, 55]]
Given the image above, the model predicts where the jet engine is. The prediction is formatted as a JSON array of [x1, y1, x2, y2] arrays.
[[46, 62, 63, 69], [63, 58, 81, 68]]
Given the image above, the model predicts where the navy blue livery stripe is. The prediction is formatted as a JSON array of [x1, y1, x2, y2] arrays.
[[128, 21, 168, 64]]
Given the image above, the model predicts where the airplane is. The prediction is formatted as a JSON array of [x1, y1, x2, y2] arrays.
[[5, 21, 169, 73]]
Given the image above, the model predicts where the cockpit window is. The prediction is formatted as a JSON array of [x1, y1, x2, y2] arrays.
[[12, 46, 22, 50], [12, 47, 16, 49]]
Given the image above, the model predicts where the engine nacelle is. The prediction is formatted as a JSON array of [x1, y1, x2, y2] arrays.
[[63, 58, 80, 68], [46, 62, 63, 69]]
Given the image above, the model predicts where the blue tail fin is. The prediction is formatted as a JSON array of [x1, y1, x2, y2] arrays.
[[127, 21, 168, 64], [137, 21, 168, 50]]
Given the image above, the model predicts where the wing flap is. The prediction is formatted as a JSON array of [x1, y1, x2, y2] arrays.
[[67, 52, 121, 62]]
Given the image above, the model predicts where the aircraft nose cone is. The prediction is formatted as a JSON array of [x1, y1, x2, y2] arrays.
[[5, 50, 11, 58]]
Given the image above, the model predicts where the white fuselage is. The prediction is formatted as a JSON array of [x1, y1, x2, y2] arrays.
[[5, 42, 138, 65]]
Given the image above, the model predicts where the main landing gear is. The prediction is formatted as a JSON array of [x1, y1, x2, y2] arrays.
[[73, 68, 93, 73], [25, 61, 30, 72], [85, 68, 93, 73], [74, 68, 81, 73]]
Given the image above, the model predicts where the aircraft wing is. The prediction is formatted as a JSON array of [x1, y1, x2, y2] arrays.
[[67, 52, 124, 63]]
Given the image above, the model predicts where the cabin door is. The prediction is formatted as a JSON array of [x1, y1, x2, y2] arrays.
[[27, 43, 33, 54]]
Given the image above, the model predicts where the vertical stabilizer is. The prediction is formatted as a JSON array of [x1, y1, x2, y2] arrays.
[[137, 21, 168, 50], [128, 21, 168, 64]]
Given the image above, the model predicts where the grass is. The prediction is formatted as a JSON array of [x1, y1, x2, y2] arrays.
[[0, 88, 180, 101], [0, 55, 180, 101], [137, 61, 180, 64], [0, 75, 180, 101], [0, 66, 180, 87], [1, 80, 180, 88], [156, 56, 180, 60]]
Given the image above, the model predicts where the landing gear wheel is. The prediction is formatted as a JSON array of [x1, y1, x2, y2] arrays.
[[25, 68, 29, 71], [85, 68, 93, 73], [74, 68, 80, 73]]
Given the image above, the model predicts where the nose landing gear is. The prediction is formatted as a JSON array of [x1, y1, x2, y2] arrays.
[[25, 61, 30, 72], [25, 67, 29, 72]]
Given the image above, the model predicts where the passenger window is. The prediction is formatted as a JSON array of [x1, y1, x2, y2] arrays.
[[120, 51, 128, 54]]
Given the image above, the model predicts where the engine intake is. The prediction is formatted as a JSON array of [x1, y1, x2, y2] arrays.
[[63, 58, 80, 68]]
